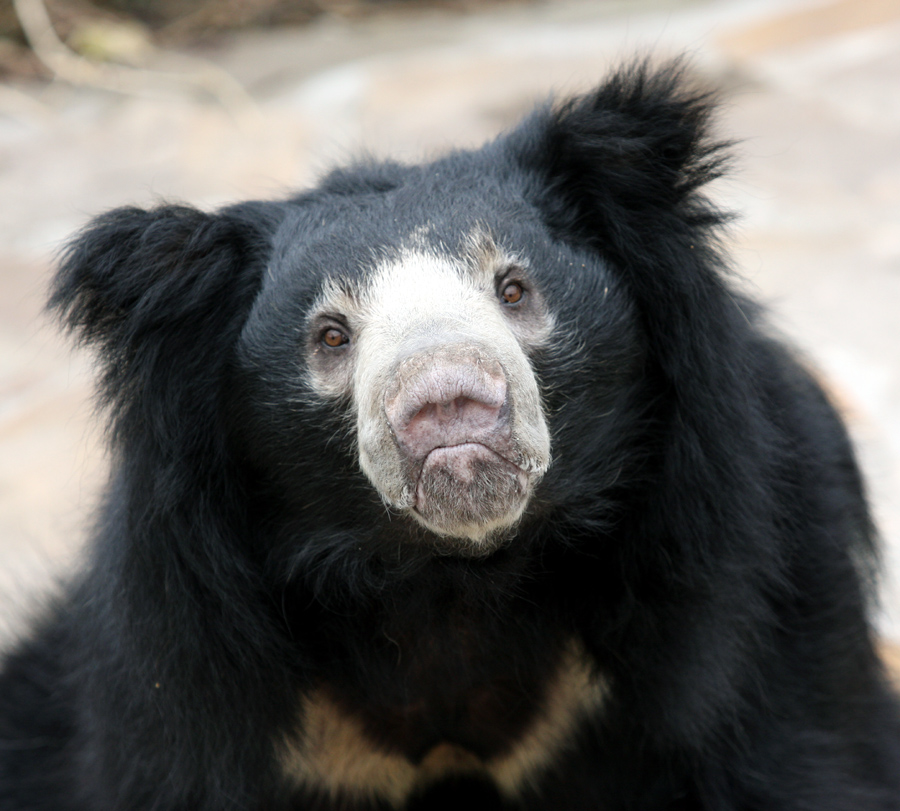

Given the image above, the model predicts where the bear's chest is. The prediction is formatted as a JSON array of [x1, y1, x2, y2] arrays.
[[280, 637, 606, 806]]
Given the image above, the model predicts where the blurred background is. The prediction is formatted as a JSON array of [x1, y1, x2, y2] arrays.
[[0, 0, 898, 645]]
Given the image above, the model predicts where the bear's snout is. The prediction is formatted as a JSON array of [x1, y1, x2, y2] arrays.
[[381, 345, 532, 539], [384, 347, 510, 462]]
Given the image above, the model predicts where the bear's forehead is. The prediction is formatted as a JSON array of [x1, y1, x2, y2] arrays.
[[269, 157, 539, 281], [269, 202, 526, 297]]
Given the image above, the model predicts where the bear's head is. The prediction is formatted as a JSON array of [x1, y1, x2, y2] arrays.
[[51, 63, 725, 561]]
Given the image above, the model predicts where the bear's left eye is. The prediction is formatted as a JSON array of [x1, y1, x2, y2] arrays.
[[321, 327, 349, 348], [500, 281, 526, 306]]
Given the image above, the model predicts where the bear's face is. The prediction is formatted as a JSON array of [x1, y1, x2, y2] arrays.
[[235, 179, 579, 552], [308, 237, 553, 544], [226, 153, 647, 557]]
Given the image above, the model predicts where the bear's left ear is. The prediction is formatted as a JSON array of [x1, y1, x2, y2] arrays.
[[50, 202, 282, 453], [509, 60, 729, 264]]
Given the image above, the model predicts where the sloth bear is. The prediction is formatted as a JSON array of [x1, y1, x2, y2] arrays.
[[1, 62, 899, 811]]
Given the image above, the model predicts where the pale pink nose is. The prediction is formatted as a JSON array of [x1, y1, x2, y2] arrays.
[[384, 349, 509, 460]]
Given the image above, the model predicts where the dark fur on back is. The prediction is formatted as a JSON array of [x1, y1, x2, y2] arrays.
[[1, 61, 898, 810]]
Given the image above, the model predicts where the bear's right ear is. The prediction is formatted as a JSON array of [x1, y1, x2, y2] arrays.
[[50, 203, 281, 450], [507, 59, 729, 267]]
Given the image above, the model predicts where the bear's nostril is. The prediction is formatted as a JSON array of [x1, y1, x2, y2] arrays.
[[386, 367, 509, 460]]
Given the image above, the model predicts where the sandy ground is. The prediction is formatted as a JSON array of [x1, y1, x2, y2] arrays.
[[0, 0, 898, 644]]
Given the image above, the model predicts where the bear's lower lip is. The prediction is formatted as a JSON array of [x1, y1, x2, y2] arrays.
[[420, 442, 516, 479], [413, 443, 529, 537]]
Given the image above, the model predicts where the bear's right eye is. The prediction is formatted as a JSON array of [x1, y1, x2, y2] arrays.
[[321, 327, 349, 348]]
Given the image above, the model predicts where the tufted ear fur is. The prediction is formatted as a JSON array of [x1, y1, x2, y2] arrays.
[[512, 59, 728, 240], [50, 203, 282, 459]]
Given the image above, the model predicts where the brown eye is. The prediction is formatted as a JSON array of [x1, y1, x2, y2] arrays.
[[500, 281, 525, 306], [321, 328, 348, 348]]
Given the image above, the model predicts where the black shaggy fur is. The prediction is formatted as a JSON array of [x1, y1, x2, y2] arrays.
[[2, 62, 899, 810]]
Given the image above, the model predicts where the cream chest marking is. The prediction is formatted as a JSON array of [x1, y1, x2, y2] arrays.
[[280, 641, 607, 806]]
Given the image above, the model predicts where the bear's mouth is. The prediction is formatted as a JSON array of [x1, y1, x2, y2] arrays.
[[412, 442, 530, 539]]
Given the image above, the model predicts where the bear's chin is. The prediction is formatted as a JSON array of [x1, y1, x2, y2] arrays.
[[411, 443, 530, 546]]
